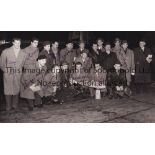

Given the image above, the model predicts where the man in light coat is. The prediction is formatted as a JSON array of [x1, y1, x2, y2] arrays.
[[116, 40, 135, 86], [0, 38, 26, 111]]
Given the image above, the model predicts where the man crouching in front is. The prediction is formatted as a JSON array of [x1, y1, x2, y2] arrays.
[[20, 55, 47, 111]]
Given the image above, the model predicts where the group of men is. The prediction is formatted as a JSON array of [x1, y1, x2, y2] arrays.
[[0, 37, 153, 111]]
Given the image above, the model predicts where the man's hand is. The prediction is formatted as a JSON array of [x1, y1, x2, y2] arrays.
[[146, 57, 152, 63]]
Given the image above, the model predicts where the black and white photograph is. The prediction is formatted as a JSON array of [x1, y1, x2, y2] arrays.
[[1, 1, 155, 155], [0, 31, 155, 123]]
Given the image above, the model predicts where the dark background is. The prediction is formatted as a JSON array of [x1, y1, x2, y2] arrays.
[[1, 31, 155, 50]]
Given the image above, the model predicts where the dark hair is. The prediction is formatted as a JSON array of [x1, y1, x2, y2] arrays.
[[105, 42, 111, 46], [92, 42, 97, 46], [12, 37, 21, 42], [31, 37, 39, 42], [43, 41, 51, 46], [52, 41, 59, 44], [79, 41, 85, 45], [61, 61, 68, 66], [37, 55, 47, 61], [96, 38, 104, 42], [75, 62, 82, 66]]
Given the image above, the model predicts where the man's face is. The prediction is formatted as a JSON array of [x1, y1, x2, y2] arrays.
[[79, 43, 85, 49], [122, 43, 128, 49], [66, 43, 73, 51], [13, 40, 21, 49], [76, 64, 82, 70], [114, 64, 121, 70], [92, 44, 98, 51], [52, 42, 59, 49], [105, 45, 111, 51], [97, 40, 103, 46], [81, 53, 87, 59], [31, 40, 39, 48], [44, 45, 50, 51], [115, 41, 120, 47], [38, 59, 46, 67], [95, 64, 100, 70], [139, 41, 146, 48], [62, 64, 68, 70]]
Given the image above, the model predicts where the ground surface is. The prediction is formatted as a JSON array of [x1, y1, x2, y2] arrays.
[[1, 88, 155, 123]]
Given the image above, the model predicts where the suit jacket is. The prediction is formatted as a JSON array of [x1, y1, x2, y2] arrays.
[[107, 69, 127, 87], [50, 49, 60, 66], [60, 48, 76, 68], [102, 52, 118, 71], [90, 49, 103, 66]]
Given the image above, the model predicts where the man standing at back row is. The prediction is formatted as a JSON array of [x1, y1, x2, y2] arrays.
[[134, 39, 153, 93], [0, 38, 26, 111], [60, 41, 76, 68]]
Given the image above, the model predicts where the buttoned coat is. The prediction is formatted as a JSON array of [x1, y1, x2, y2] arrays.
[[0, 46, 26, 95]]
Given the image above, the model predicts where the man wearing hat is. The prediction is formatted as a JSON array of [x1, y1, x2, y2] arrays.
[[134, 39, 153, 93], [0, 38, 27, 111], [118, 40, 135, 87], [76, 41, 89, 57], [60, 42, 76, 69], [75, 50, 92, 71], [20, 55, 47, 111], [39, 41, 53, 70]]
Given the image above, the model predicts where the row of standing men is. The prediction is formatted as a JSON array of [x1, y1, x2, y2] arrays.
[[0, 37, 153, 111]]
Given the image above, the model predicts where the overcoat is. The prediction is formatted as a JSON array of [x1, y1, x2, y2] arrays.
[[134, 47, 152, 83], [0, 46, 26, 95], [20, 63, 46, 99], [116, 48, 135, 84], [43, 71, 60, 97], [23, 45, 39, 69]]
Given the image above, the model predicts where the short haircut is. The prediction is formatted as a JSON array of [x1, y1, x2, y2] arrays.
[[43, 41, 51, 47], [12, 37, 21, 42], [37, 55, 47, 61], [96, 38, 104, 42], [31, 37, 39, 42], [52, 41, 59, 44], [75, 62, 82, 66]]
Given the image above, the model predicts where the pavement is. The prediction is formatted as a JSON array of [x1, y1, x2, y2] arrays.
[[1, 88, 155, 123]]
